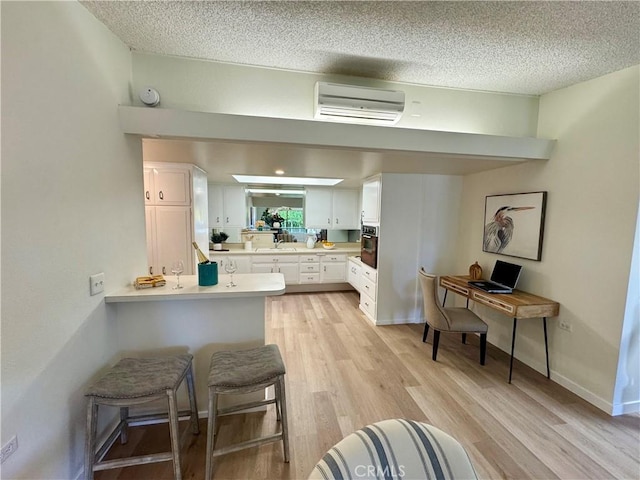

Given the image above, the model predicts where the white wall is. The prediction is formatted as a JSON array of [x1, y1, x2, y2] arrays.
[[131, 52, 540, 138], [457, 66, 639, 412], [1, 2, 146, 478]]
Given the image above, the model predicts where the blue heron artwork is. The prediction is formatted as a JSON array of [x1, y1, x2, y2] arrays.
[[483, 192, 547, 261]]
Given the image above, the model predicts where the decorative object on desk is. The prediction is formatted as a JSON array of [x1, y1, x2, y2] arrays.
[[469, 261, 482, 280], [211, 231, 229, 251], [322, 241, 336, 250], [171, 260, 185, 289], [133, 275, 166, 289], [198, 261, 218, 286], [483, 191, 547, 261], [193, 242, 211, 263]]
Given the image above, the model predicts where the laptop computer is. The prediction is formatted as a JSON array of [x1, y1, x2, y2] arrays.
[[468, 260, 522, 294]]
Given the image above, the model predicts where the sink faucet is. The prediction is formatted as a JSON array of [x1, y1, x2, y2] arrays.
[[274, 239, 284, 249]]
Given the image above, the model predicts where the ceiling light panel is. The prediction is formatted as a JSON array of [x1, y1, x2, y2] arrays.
[[233, 175, 343, 186]]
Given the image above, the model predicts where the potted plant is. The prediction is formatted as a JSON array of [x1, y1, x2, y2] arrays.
[[211, 231, 229, 250]]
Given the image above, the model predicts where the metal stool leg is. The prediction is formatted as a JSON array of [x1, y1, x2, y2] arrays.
[[205, 388, 218, 480], [119, 407, 129, 444], [167, 389, 182, 480], [278, 376, 290, 463], [84, 398, 98, 480]]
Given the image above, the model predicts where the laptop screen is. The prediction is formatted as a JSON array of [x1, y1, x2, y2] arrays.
[[490, 260, 522, 289]]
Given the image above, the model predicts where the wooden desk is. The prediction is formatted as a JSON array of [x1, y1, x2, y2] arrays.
[[439, 275, 560, 383]]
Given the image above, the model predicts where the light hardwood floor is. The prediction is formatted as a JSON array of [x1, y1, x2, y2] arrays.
[[97, 291, 640, 479]]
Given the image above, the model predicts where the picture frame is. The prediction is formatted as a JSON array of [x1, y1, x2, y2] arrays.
[[482, 191, 547, 261]]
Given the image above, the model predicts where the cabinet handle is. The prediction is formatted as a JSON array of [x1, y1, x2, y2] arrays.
[[149, 266, 153, 275], [216, 216, 220, 223], [162, 266, 166, 275], [278, 267, 281, 273], [324, 266, 327, 272], [226, 217, 229, 223], [336, 218, 339, 224], [159, 191, 164, 200], [327, 218, 331, 224], [145, 191, 150, 200], [270, 267, 273, 273]]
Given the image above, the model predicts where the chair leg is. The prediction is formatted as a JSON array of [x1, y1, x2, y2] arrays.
[[277, 376, 290, 463], [84, 398, 98, 480], [432, 330, 440, 361], [480, 333, 487, 366], [167, 389, 182, 480], [205, 389, 218, 480], [461, 333, 467, 344], [185, 364, 200, 434], [422, 323, 430, 343]]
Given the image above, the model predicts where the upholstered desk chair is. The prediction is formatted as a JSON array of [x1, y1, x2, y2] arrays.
[[308, 419, 478, 480], [418, 268, 488, 365]]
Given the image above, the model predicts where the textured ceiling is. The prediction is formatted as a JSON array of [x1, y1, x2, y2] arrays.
[[82, 0, 640, 95]]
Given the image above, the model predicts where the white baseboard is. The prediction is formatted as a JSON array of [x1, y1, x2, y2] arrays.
[[611, 399, 640, 416]]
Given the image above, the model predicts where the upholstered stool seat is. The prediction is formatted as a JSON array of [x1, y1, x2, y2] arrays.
[[309, 419, 477, 480], [84, 354, 199, 480], [206, 344, 289, 479]]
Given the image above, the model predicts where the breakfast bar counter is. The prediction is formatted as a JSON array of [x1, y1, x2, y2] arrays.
[[105, 273, 286, 406]]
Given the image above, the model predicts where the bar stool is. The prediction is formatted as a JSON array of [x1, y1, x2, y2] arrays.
[[84, 354, 199, 480], [205, 344, 289, 480]]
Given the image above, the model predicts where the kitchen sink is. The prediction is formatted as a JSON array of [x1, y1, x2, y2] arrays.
[[255, 247, 297, 252]]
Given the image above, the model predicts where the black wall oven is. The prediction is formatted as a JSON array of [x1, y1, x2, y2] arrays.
[[361, 225, 379, 269]]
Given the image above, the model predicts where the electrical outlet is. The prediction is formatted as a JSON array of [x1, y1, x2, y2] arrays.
[[90, 273, 105, 296], [558, 319, 572, 332], [1, 435, 18, 464]]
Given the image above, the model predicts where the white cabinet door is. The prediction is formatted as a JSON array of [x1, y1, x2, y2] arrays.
[[143, 168, 155, 205], [347, 259, 361, 292], [208, 184, 247, 228], [251, 263, 275, 274], [215, 255, 251, 274], [153, 206, 193, 275], [305, 188, 333, 229], [362, 177, 381, 224], [322, 262, 346, 282], [208, 184, 224, 229], [145, 206, 157, 275], [332, 189, 360, 229], [276, 263, 299, 284], [153, 168, 191, 205]]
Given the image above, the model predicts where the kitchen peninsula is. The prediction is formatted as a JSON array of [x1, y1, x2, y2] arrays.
[[105, 273, 285, 404]]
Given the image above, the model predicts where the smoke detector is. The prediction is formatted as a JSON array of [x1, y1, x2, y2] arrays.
[[139, 87, 160, 107]]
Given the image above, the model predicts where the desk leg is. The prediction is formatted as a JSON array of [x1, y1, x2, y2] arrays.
[[509, 318, 518, 384], [543, 317, 550, 379]]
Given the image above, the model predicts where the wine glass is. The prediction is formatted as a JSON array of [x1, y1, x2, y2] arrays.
[[225, 259, 237, 287], [171, 260, 184, 289]]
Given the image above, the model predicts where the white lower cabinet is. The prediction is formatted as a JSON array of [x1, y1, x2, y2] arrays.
[[348, 258, 361, 292], [320, 254, 347, 283], [251, 255, 299, 284], [359, 263, 378, 321], [212, 255, 251, 274], [299, 254, 320, 284]]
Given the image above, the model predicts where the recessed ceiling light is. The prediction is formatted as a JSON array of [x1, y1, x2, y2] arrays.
[[233, 175, 343, 186], [275, 169, 285, 175]]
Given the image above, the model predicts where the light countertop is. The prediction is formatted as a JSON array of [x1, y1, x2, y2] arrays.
[[209, 246, 360, 256], [105, 273, 286, 303]]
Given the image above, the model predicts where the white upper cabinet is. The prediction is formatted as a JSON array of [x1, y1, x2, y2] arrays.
[[361, 176, 381, 224], [304, 188, 333, 229], [144, 166, 191, 206], [332, 189, 360, 229], [305, 188, 359, 229], [208, 184, 247, 228]]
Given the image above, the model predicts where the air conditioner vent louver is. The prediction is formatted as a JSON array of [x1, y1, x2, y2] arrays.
[[314, 82, 405, 125]]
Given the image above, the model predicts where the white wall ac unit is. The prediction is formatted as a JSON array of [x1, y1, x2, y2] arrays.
[[314, 82, 405, 125]]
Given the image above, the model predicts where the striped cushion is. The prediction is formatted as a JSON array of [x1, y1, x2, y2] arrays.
[[308, 419, 477, 480]]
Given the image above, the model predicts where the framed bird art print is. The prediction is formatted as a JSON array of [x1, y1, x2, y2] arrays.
[[483, 191, 547, 261]]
